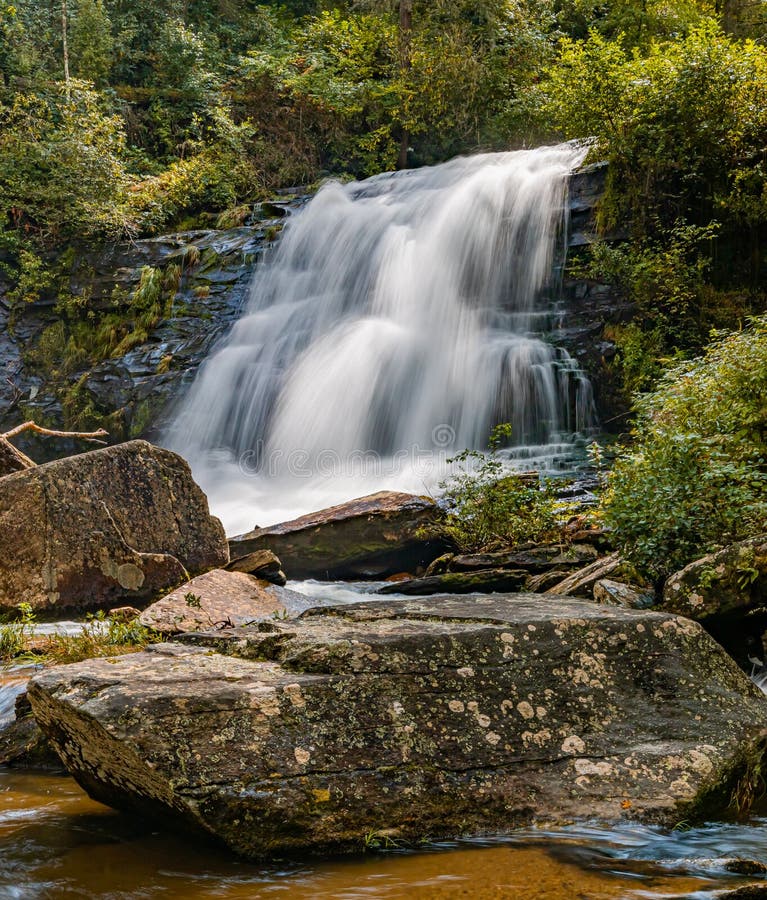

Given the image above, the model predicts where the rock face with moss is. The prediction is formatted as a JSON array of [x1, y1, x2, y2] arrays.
[[27, 595, 767, 858], [229, 491, 447, 580], [663, 536, 767, 620], [0, 215, 295, 452], [0, 440, 228, 614]]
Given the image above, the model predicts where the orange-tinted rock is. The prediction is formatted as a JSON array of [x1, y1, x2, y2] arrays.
[[0, 440, 228, 614], [138, 569, 314, 634]]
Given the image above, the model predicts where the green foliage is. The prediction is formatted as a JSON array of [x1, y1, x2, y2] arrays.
[[439, 425, 561, 552], [602, 317, 767, 578], [4, 249, 54, 308], [184, 592, 202, 609], [41, 611, 160, 665], [576, 223, 720, 393], [544, 25, 767, 268], [546, 24, 767, 396], [70, 0, 114, 85], [0, 81, 131, 240], [0, 604, 36, 665], [0, 603, 160, 667]]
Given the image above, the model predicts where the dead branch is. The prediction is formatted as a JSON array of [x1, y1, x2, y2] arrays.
[[2, 422, 108, 443], [4, 378, 21, 414], [0, 421, 110, 476], [0, 436, 35, 472]]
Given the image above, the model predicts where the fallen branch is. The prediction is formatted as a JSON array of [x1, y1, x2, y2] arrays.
[[0, 421, 109, 476], [2, 422, 108, 443], [4, 378, 21, 414]]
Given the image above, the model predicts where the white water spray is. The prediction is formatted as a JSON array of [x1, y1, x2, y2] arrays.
[[168, 144, 595, 533]]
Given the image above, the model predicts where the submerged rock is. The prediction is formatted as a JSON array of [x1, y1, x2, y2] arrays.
[[28, 595, 767, 859], [0, 440, 228, 614], [715, 886, 767, 899], [229, 491, 447, 580], [138, 569, 313, 635]]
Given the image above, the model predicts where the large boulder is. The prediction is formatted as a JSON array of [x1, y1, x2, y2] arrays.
[[377, 568, 529, 595], [229, 491, 447, 580], [0, 440, 228, 614], [138, 569, 314, 635], [28, 595, 767, 859], [663, 536, 767, 621]]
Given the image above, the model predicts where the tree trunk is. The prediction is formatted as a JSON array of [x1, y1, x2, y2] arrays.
[[61, 0, 71, 97], [397, 0, 413, 170]]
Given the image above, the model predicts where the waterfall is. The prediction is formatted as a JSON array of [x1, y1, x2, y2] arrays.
[[0, 670, 30, 729], [167, 143, 596, 534]]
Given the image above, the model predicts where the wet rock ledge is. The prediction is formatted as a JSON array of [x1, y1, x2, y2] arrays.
[[27, 594, 767, 859]]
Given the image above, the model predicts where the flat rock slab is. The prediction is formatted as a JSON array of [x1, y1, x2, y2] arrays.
[[138, 569, 314, 634], [0, 440, 228, 613], [28, 595, 767, 859], [229, 491, 446, 579], [449, 544, 598, 574]]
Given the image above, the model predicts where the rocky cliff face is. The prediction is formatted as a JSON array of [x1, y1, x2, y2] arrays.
[[0, 169, 628, 453], [0, 200, 303, 455], [559, 162, 632, 427]]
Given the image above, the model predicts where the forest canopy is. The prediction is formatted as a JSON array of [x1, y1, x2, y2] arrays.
[[1, 0, 767, 390], [1, 0, 763, 246]]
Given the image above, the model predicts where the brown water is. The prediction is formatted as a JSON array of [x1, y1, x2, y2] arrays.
[[3, 764, 767, 900]]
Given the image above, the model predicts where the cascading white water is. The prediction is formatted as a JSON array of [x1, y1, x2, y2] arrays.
[[168, 143, 596, 534]]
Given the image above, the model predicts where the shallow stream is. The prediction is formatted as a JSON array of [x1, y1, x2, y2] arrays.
[[3, 588, 767, 899], [2, 762, 767, 899]]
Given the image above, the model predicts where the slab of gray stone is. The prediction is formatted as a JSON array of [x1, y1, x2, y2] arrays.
[[28, 594, 767, 859]]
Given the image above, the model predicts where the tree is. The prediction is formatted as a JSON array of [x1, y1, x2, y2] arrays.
[[70, 0, 114, 85], [61, 0, 70, 95], [0, 81, 131, 240]]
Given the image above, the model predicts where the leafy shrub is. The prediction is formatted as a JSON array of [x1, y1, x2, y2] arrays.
[[602, 317, 767, 579], [439, 426, 561, 551], [1, 605, 160, 666], [0, 82, 132, 241]]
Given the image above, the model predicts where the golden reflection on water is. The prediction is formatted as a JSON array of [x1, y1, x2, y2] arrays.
[[0, 770, 734, 900]]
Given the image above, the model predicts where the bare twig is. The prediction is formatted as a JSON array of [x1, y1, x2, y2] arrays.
[[0, 421, 110, 475]]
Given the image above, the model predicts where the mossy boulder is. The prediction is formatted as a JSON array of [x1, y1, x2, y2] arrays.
[[662, 536, 767, 621], [0, 440, 228, 614], [27, 595, 767, 859], [229, 491, 447, 580]]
